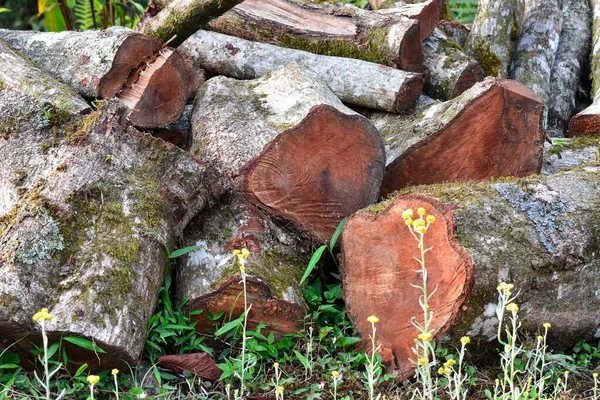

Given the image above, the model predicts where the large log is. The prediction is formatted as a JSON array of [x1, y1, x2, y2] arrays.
[[568, 0, 600, 136], [509, 0, 563, 128], [372, 0, 444, 40], [191, 64, 385, 239], [343, 168, 600, 373], [177, 194, 308, 338], [0, 98, 210, 371], [421, 27, 483, 100], [179, 30, 424, 113], [0, 28, 193, 128], [365, 78, 544, 197], [206, 0, 424, 72], [546, 0, 592, 137], [463, 0, 515, 78]]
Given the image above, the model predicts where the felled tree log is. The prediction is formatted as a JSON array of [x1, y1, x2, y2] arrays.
[[365, 78, 544, 197], [206, 0, 424, 72], [438, 20, 470, 48], [541, 136, 600, 175], [191, 64, 385, 239], [422, 28, 483, 100], [0, 27, 193, 128], [179, 30, 424, 113], [340, 194, 474, 378], [509, 0, 563, 128], [568, 0, 600, 137], [136, 0, 246, 45], [0, 97, 210, 371], [177, 194, 308, 338], [372, 0, 444, 40], [464, 0, 515, 77]]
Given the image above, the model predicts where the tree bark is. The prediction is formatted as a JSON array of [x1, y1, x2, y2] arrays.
[[464, 0, 516, 78], [438, 20, 470, 48], [372, 0, 444, 40], [546, 0, 591, 137], [206, 0, 424, 72], [422, 28, 484, 100], [136, 0, 246, 46], [509, 0, 563, 128], [0, 100, 211, 371], [0, 28, 194, 128], [567, 0, 600, 137], [363, 168, 600, 368], [191, 64, 385, 240], [177, 194, 308, 338], [179, 30, 425, 113], [340, 194, 474, 378], [364, 78, 544, 197]]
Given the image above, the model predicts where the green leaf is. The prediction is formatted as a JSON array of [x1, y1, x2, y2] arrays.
[[293, 350, 311, 372], [46, 343, 59, 360], [329, 217, 347, 248], [63, 336, 106, 353], [73, 363, 88, 377], [169, 245, 204, 259], [299, 245, 326, 286], [0, 8, 11, 13], [66, 0, 75, 8], [0, 364, 20, 369], [339, 336, 362, 347], [319, 326, 333, 339], [214, 318, 242, 336]]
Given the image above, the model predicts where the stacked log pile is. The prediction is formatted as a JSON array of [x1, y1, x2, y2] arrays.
[[1, 0, 600, 381]]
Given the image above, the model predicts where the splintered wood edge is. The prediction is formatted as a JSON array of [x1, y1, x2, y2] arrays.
[[340, 193, 474, 380], [185, 275, 304, 338], [242, 104, 385, 240]]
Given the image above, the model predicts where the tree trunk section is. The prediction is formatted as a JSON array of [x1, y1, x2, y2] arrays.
[[464, 0, 515, 78], [136, 0, 246, 46], [178, 194, 308, 338], [567, 0, 600, 137], [0, 28, 193, 128], [366, 78, 544, 197], [191, 64, 386, 239], [546, 0, 591, 137], [206, 0, 424, 72], [0, 99, 210, 371], [509, 0, 563, 128], [422, 28, 484, 100], [375, 169, 600, 367], [340, 194, 474, 378], [438, 20, 470, 48], [179, 30, 424, 113], [373, 0, 443, 40]]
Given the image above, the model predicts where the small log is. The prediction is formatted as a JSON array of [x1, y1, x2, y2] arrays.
[[365, 78, 544, 197], [206, 0, 424, 72], [422, 28, 483, 100], [158, 353, 222, 381], [437, 20, 470, 48], [370, 169, 600, 367], [546, 0, 591, 138], [509, 0, 563, 128], [373, 0, 444, 40], [541, 136, 600, 175], [177, 194, 308, 338], [340, 194, 474, 377], [191, 64, 385, 239], [136, 0, 246, 45], [179, 30, 425, 113], [0, 28, 193, 128], [464, 0, 515, 77], [567, 0, 600, 137]]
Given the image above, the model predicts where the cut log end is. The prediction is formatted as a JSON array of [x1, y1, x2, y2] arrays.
[[397, 22, 425, 72], [340, 194, 474, 379], [452, 60, 484, 98], [186, 275, 304, 338], [118, 47, 190, 128], [394, 73, 426, 112], [568, 108, 600, 137], [243, 104, 385, 239]]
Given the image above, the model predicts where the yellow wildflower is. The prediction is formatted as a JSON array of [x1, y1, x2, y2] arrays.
[[564, 371, 569, 376], [543, 322, 551, 329], [32, 308, 53, 321], [402, 209, 414, 220], [537, 336, 544, 341], [438, 367, 446, 375], [460, 336, 470, 345], [239, 265, 246, 272], [426, 215, 435, 223], [444, 359, 456, 367], [412, 219, 426, 228], [506, 303, 519, 313], [593, 372, 598, 378], [417, 208, 426, 215], [415, 225, 427, 235], [274, 362, 279, 369], [111, 369, 119, 376], [87, 375, 100, 385], [417, 358, 427, 366], [496, 282, 514, 293], [367, 315, 379, 324], [332, 370, 339, 377], [417, 332, 432, 342], [277, 386, 284, 394], [405, 218, 413, 226]]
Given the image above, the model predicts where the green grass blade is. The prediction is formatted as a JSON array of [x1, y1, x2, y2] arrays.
[[63, 336, 106, 353], [299, 245, 326, 286]]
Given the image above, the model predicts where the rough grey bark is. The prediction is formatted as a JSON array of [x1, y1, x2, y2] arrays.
[[177, 194, 308, 338], [438, 20, 470, 48], [0, 99, 211, 370], [136, 0, 246, 45], [179, 30, 425, 113], [546, 0, 591, 137], [372, 0, 444, 40], [422, 28, 484, 100], [0, 27, 162, 99], [541, 137, 600, 175], [464, 0, 515, 78], [381, 169, 600, 361], [206, 0, 424, 72], [0, 40, 90, 119], [191, 64, 385, 239], [509, 0, 563, 129]]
